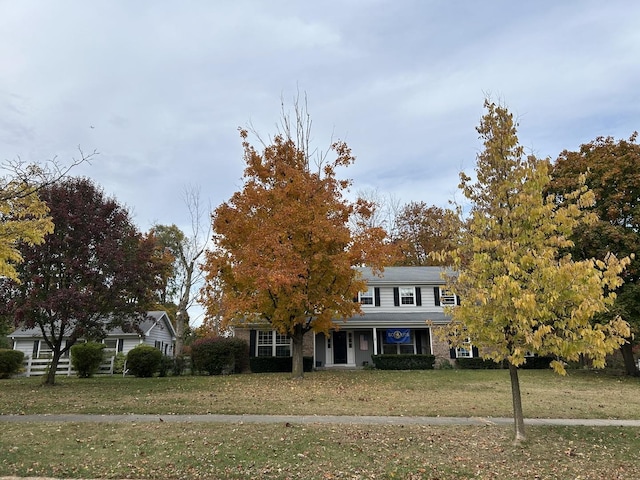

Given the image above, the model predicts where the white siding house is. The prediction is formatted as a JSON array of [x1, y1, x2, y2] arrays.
[[10, 311, 176, 372]]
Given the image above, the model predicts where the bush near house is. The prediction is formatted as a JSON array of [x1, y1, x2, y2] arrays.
[[70, 342, 106, 378], [371, 354, 436, 370], [249, 356, 314, 373], [456, 357, 504, 369], [456, 356, 553, 370], [191, 337, 249, 375], [0, 349, 24, 378], [126, 345, 163, 377]]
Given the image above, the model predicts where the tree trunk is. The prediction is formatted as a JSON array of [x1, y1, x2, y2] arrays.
[[508, 361, 526, 443], [291, 324, 305, 379], [620, 341, 639, 377], [175, 309, 186, 357], [43, 351, 62, 386]]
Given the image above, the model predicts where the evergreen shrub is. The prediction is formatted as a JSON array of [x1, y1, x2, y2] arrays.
[[0, 349, 24, 378], [126, 345, 162, 377], [70, 342, 106, 378]]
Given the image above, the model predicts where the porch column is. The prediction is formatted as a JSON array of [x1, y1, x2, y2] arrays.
[[373, 327, 378, 355]]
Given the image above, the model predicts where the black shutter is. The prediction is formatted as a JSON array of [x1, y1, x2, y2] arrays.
[[415, 287, 422, 306], [472, 346, 479, 358], [393, 287, 400, 306], [374, 287, 381, 307], [249, 330, 257, 358], [456, 295, 461, 306], [434, 287, 441, 306], [449, 347, 456, 359], [416, 330, 422, 354]]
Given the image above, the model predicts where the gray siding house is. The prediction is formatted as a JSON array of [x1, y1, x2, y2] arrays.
[[235, 266, 473, 368]]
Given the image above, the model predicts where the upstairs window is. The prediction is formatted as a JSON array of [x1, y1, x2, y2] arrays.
[[440, 288, 457, 306], [359, 287, 374, 305], [394, 287, 422, 306], [400, 287, 415, 305], [435, 287, 458, 306]]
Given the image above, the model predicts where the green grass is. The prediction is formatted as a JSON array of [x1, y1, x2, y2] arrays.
[[1, 369, 638, 419], [0, 369, 639, 479]]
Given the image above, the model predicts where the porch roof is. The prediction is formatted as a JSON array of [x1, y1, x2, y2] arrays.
[[337, 311, 450, 328]]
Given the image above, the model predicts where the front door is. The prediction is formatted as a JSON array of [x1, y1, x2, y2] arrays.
[[333, 331, 348, 364]]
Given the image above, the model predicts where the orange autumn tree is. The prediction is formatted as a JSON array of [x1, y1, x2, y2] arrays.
[[202, 121, 393, 379]]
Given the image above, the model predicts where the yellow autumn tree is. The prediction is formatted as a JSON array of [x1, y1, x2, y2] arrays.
[[0, 178, 54, 281], [1, 151, 95, 283], [439, 100, 631, 443], [202, 112, 394, 379]]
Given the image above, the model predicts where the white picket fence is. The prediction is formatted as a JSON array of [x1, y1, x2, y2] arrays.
[[21, 355, 116, 377]]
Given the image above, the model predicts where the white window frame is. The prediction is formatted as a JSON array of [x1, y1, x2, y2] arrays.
[[257, 330, 291, 357], [380, 330, 416, 355], [359, 287, 374, 305], [399, 287, 415, 306], [456, 338, 474, 358], [440, 287, 457, 306]]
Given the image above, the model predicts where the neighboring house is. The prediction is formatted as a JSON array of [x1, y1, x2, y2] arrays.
[[10, 311, 177, 360], [235, 266, 474, 368]]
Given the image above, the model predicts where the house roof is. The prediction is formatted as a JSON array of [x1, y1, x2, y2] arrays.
[[9, 311, 176, 339], [357, 266, 453, 284]]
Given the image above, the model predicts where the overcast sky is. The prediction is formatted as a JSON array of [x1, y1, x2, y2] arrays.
[[2, 1, 639, 320]]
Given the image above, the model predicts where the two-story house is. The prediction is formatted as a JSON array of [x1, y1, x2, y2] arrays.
[[235, 266, 474, 368]]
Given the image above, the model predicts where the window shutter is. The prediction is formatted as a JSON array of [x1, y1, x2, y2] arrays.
[[374, 287, 381, 307], [449, 347, 456, 359], [393, 287, 400, 306], [249, 330, 257, 358], [472, 346, 479, 358], [456, 295, 461, 306], [434, 287, 441, 306], [415, 287, 422, 306]]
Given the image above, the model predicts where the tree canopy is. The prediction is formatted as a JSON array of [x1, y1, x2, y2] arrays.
[[439, 100, 631, 442], [392, 201, 461, 266], [0, 177, 166, 385], [548, 133, 640, 375], [202, 124, 394, 378]]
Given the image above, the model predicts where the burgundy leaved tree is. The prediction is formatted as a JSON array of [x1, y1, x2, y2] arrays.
[[0, 177, 165, 385]]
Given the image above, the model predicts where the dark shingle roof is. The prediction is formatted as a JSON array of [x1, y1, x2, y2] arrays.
[[357, 266, 452, 284]]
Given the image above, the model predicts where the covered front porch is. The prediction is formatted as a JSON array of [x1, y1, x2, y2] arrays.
[[314, 327, 435, 369]]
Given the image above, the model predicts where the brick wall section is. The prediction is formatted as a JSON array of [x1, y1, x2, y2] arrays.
[[303, 330, 314, 357], [234, 328, 251, 346], [431, 325, 453, 365]]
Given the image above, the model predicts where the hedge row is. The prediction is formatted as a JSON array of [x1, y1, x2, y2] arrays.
[[249, 356, 314, 373], [191, 337, 249, 375], [456, 356, 554, 369], [371, 354, 436, 370]]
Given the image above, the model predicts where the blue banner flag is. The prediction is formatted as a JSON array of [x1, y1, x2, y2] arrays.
[[386, 328, 411, 344]]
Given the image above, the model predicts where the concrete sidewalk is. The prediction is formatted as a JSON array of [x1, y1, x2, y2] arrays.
[[1, 413, 639, 427]]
